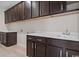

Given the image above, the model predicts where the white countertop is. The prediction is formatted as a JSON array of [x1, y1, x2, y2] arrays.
[[27, 32, 79, 42]]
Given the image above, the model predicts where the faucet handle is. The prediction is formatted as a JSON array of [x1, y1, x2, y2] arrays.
[[66, 29, 70, 35]]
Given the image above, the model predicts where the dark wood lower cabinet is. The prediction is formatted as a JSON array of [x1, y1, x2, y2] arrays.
[[27, 40, 34, 57], [0, 32, 17, 47], [27, 35, 79, 57], [27, 40, 45, 57], [46, 45, 62, 57], [65, 49, 79, 57], [35, 43, 45, 57], [0, 32, 3, 43]]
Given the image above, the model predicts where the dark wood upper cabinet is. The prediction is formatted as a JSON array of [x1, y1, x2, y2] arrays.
[[24, 1, 31, 19], [31, 1, 40, 18], [5, 11, 8, 23], [17, 2, 25, 20], [49, 1, 66, 14], [8, 10, 12, 23], [5, 1, 67, 23], [10, 8, 15, 22], [13, 6, 19, 21], [40, 1, 49, 16], [5, 2, 25, 23]]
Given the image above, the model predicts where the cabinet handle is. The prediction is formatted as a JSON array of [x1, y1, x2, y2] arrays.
[[40, 9, 42, 15], [61, 3, 63, 11], [66, 51, 68, 57], [60, 49, 62, 57], [37, 39, 42, 41], [35, 44, 36, 49], [32, 43, 33, 48]]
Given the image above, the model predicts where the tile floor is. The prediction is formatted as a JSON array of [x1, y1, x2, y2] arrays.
[[0, 44, 26, 57]]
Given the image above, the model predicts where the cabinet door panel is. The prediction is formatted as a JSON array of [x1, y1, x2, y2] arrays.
[[40, 1, 49, 16], [35, 43, 45, 57], [7, 10, 11, 23], [27, 40, 34, 57], [10, 8, 14, 22], [49, 1, 66, 14], [46, 45, 62, 57], [6, 33, 17, 46], [5, 11, 8, 23], [32, 1, 40, 18], [12, 6, 19, 21], [1, 33, 6, 44], [17, 2, 25, 20], [66, 49, 79, 57], [0, 32, 3, 43], [24, 1, 31, 19], [11, 7, 15, 22]]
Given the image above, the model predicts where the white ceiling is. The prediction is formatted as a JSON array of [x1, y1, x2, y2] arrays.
[[0, 1, 20, 11]]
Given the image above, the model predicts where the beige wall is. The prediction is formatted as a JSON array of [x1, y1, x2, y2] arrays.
[[0, 9, 8, 31]]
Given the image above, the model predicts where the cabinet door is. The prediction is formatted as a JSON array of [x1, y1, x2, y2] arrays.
[[6, 33, 17, 46], [40, 1, 49, 16], [5, 11, 8, 23], [5, 10, 11, 23], [17, 2, 25, 20], [35, 43, 45, 57], [32, 1, 40, 18], [46, 45, 63, 57], [66, 49, 79, 57], [24, 1, 31, 19], [10, 8, 14, 22], [0, 32, 2, 43], [1, 33, 6, 45], [27, 40, 34, 57], [49, 1, 66, 14], [11, 7, 18, 22]]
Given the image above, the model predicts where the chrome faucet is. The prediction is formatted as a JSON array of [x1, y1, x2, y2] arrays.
[[63, 29, 70, 35]]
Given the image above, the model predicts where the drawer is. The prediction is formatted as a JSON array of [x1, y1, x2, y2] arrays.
[[35, 36, 46, 43], [27, 35, 36, 41], [46, 38, 66, 47]]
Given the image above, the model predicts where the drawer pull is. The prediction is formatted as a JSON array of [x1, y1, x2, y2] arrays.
[[35, 44, 36, 48], [66, 51, 68, 57], [37, 39, 42, 41], [60, 49, 62, 57], [32, 43, 33, 48]]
